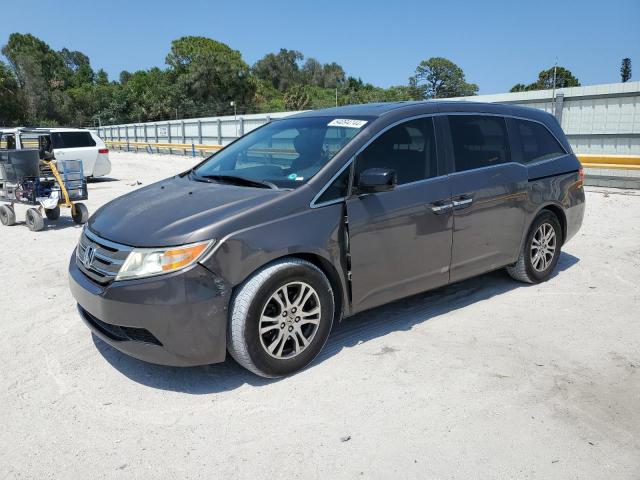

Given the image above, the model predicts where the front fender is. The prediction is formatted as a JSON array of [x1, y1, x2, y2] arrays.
[[201, 202, 351, 315]]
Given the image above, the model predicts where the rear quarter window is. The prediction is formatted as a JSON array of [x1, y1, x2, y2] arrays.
[[514, 119, 566, 163], [51, 132, 96, 149]]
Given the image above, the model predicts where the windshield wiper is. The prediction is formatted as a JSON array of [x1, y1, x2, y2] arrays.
[[194, 173, 278, 190]]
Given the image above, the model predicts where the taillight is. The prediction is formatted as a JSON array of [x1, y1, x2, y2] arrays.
[[98, 148, 109, 154], [578, 166, 584, 183]]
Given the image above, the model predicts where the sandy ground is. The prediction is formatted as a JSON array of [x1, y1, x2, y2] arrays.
[[1, 151, 639, 479]]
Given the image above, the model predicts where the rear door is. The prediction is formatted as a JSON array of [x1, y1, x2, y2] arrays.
[[50, 131, 98, 176], [346, 117, 453, 313], [445, 114, 528, 282]]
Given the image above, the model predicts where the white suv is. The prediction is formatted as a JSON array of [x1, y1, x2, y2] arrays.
[[5, 128, 111, 178], [44, 128, 111, 178]]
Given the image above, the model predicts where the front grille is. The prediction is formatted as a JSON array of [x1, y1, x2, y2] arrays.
[[76, 229, 131, 284], [80, 307, 162, 346]]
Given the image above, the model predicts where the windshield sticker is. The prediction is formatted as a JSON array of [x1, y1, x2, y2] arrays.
[[328, 119, 368, 129], [288, 173, 304, 181]]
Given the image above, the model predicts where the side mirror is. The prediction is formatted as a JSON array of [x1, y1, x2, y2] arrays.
[[357, 167, 397, 193]]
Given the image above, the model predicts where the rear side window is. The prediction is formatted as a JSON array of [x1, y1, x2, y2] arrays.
[[514, 119, 566, 163], [355, 117, 438, 185], [50, 132, 96, 149], [448, 115, 510, 172]]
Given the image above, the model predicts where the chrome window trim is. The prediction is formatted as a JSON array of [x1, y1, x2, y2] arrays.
[[448, 161, 524, 177], [443, 111, 568, 156], [309, 111, 568, 209]]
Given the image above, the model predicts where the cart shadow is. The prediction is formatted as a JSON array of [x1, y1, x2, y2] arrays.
[[9, 217, 85, 231], [93, 252, 580, 394], [44, 217, 86, 230]]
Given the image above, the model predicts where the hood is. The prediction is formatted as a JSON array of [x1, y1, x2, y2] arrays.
[[88, 175, 284, 247]]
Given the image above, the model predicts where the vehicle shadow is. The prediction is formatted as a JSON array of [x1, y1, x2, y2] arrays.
[[93, 252, 580, 394]]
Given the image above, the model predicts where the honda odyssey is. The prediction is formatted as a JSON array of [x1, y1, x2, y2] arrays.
[[69, 101, 585, 377]]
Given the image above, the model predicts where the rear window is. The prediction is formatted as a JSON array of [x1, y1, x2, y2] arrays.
[[51, 132, 96, 149], [448, 115, 510, 172], [514, 119, 566, 163]]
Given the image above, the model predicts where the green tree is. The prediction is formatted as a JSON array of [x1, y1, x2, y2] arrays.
[[283, 84, 311, 110], [252, 49, 303, 91], [167, 36, 254, 115], [253, 79, 285, 112], [123, 68, 181, 122], [59, 48, 94, 87], [621, 58, 632, 82], [321, 62, 345, 89], [1, 33, 65, 122], [535, 67, 580, 89], [411, 57, 478, 99], [301, 58, 324, 87], [511, 66, 580, 92], [0, 60, 25, 125]]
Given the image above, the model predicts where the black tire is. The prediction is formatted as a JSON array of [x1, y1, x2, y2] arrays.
[[45, 206, 61, 220], [507, 210, 562, 283], [25, 208, 45, 232], [0, 205, 16, 226], [228, 258, 335, 378], [71, 203, 89, 225]]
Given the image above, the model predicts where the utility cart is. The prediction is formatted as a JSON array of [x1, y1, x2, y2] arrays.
[[0, 128, 89, 231]]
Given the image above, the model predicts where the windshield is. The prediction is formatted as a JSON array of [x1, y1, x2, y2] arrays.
[[193, 116, 370, 189]]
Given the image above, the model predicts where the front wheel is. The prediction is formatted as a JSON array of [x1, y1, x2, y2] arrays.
[[228, 258, 335, 378], [507, 210, 562, 283]]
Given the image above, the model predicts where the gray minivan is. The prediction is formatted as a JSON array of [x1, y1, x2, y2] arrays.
[[69, 101, 585, 377]]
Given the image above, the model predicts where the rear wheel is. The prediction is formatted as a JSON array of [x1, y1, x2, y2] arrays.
[[507, 210, 562, 283], [228, 258, 335, 378], [45, 206, 61, 220], [72, 203, 89, 225], [0, 205, 16, 226], [26, 208, 44, 232]]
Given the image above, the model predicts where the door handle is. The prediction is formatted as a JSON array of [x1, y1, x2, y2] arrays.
[[452, 197, 473, 209], [430, 201, 453, 214]]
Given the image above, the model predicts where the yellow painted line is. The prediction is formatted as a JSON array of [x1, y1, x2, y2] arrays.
[[578, 154, 640, 166], [105, 141, 223, 151], [102, 142, 640, 170], [581, 163, 640, 171]]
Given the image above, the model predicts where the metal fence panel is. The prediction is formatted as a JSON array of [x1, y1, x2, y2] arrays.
[[98, 83, 640, 155]]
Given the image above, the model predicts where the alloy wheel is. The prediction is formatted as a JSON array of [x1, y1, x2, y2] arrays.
[[530, 223, 557, 272], [258, 281, 321, 359]]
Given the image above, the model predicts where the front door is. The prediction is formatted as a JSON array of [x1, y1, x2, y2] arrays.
[[346, 117, 453, 313], [444, 114, 527, 282]]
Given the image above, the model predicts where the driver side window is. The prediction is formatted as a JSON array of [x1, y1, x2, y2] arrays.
[[355, 117, 437, 185]]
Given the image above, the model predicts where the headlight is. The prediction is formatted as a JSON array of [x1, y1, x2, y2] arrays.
[[115, 240, 214, 281]]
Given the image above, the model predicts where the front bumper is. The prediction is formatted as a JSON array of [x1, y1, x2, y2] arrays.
[[69, 252, 231, 366]]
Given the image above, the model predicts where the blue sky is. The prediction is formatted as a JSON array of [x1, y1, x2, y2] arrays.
[[2, 0, 639, 94]]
